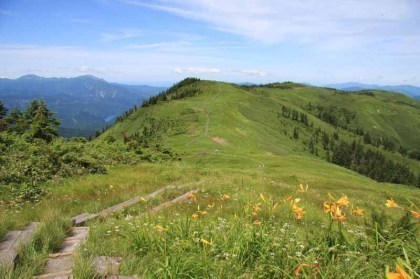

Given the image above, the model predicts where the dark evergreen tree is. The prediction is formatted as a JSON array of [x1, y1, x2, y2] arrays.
[[27, 100, 60, 142], [0, 101, 7, 119], [5, 108, 25, 134], [293, 127, 299, 139]]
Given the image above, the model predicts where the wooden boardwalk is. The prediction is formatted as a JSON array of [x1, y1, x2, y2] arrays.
[[71, 183, 200, 226], [0, 222, 41, 268], [33, 227, 89, 279], [1, 182, 201, 278]]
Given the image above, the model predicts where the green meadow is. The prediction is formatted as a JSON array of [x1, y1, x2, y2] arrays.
[[1, 80, 419, 278]]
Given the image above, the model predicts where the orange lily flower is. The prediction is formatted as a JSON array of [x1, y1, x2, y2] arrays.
[[294, 209, 305, 220], [336, 195, 350, 207], [332, 206, 346, 222], [156, 225, 167, 232], [323, 202, 336, 214], [192, 213, 199, 219], [222, 194, 231, 200], [352, 206, 364, 216], [386, 198, 400, 208], [386, 264, 412, 279], [252, 220, 262, 226], [410, 210, 420, 219], [295, 263, 310, 277]]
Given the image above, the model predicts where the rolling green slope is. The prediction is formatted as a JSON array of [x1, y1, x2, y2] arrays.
[[3, 79, 420, 278], [101, 80, 420, 181]]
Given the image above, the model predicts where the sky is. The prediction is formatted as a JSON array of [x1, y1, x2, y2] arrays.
[[1, 0, 420, 86]]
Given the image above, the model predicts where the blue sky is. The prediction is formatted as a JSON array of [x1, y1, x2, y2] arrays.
[[1, 0, 420, 86]]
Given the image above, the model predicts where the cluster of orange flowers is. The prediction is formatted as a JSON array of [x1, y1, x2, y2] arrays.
[[291, 198, 305, 220], [386, 198, 419, 219], [323, 194, 364, 222], [386, 264, 412, 279], [192, 205, 208, 219]]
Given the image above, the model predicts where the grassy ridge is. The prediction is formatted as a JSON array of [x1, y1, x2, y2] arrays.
[[2, 80, 420, 278]]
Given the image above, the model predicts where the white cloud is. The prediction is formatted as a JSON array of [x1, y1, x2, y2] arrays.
[[101, 29, 143, 41], [125, 41, 191, 51], [174, 67, 221, 74], [121, 0, 415, 45], [237, 69, 267, 77]]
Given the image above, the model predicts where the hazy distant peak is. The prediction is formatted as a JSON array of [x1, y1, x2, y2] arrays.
[[18, 74, 43, 80]]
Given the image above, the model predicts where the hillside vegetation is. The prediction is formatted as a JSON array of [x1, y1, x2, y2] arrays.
[[1, 79, 419, 278]]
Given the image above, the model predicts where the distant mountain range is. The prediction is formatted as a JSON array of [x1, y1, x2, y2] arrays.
[[325, 82, 420, 98], [0, 75, 166, 137]]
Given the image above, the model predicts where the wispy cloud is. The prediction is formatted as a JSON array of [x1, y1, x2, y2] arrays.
[[121, 0, 418, 49], [125, 41, 191, 51], [174, 67, 220, 74], [101, 29, 143, 42], [236, 69, 267, 77]]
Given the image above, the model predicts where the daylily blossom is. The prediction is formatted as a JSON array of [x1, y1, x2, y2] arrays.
[[140, 197, 147, 202], [386, 264, 412, 279], [200, 238, 213, 246], [332, 206, 346, 222], [351, 206, 364, 216], [386, 198, 400, 208], [222, 194, 231, 200], [187, 192, 197, 201], [156, 225, 167, 232], [295, 263, 310, 277], [410, 210, 420, 219], [297, 184, 308, 193], [336, 195, 350, 207], [253, 220, 262, 226], [323, 202, 336, 214], [291, 198, 305, 220]]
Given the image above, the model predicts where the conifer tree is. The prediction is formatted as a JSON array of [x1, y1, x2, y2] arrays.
[[27, 100, 60, 142], [0, 101, 7, 119]]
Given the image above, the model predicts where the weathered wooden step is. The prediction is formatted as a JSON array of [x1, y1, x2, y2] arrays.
[[32, 269, 73, 279], [105, 276, 138, 279], [69, 181, 203, 225], [147, 190, 198, 214], [0, 222, 41, 268], [33, 227, 89, 279], [71, 213, 97, 226]]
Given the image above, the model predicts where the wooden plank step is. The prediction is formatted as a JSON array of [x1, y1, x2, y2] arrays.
[[0, 222, 41, 267], [34, 227, 89, 278], [71, 213, 97, 226], [147, 190, 198, 214], [105, 276, 138, 279], [68, 181, 203, 224], [33, 269, 72, 279], [44, 254, 73, 275]]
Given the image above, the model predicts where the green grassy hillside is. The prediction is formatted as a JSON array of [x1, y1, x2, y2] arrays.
[[2, 79, 419, 278], [102, 80, 420, 181]]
